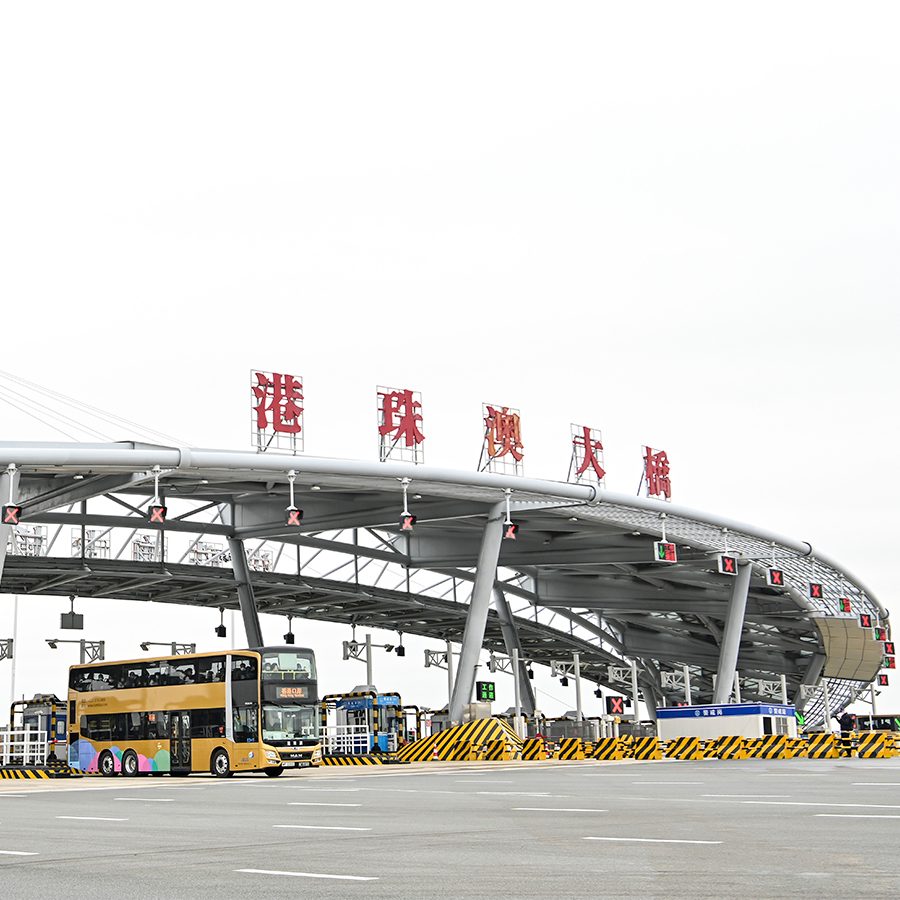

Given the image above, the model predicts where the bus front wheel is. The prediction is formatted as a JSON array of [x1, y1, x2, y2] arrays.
[[211, 748, 233, 778], [265, 767, 284, 777], [98, 751, 116, 777]]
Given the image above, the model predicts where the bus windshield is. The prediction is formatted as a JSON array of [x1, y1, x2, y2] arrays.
[[262, 704, 318, 741], [261, 651, 315, 680]]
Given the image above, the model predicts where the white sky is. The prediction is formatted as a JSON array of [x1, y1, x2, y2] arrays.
[[0, 3, 897, 720]]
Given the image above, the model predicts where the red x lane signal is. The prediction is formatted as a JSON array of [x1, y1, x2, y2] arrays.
[[148, 504, 167, 524], [399, 514, 417, 532], [653, 541, 677, 563], [885, 642, 896, 656], [878, 674, 890, 687], [503, 522, 519, 541], [606, 696, 625, 715], [809, 582, 823, 600], [285, 507, 303, 527], [718, 554, 738, 575], [766, 568, 784, 587], [859, 613, 872, 629], [2, 504, 21, 525]]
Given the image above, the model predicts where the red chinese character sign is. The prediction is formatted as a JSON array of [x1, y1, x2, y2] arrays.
[[642, 446, 671, 500], [377, 386, 425, 463], [480, 404, 525, 475], [568, 424, 606, 486], [251, 370, 304, 453]]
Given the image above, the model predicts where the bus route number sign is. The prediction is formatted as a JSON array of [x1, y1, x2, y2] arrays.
[[276, 686, 308, 700]]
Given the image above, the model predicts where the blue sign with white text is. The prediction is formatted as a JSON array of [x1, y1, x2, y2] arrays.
[[657, 703, 795, 720]]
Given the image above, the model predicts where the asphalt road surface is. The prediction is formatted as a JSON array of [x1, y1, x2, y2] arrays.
[[2, 757, 899, 898]]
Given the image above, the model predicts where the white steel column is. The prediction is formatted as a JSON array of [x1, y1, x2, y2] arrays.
[[573, 652, 583, 722], [630, 661, 639, 723], [227, 537, 264, 648], [683, 664, 692, 705], [713, 561, 752, 704], [365, 633, 373, 687], [0, 466, 20, 587], [446, 639, 455, 707], [448, 505, 504, 724]]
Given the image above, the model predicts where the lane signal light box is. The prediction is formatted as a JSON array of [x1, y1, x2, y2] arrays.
[[839, 597, 852, 613], [653, 541, 677, 563], [808, 582, 823, 599], [476, 681, 496, 702], [766, 568, 784, 587], [717, 554, 738, 575]]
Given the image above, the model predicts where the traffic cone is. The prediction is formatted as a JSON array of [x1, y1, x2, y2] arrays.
[[431, 742, 440, 761]]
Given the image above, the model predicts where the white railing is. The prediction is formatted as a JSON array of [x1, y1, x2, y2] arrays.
[[0, 728, 49, 767], [320, 724, 372, 757]]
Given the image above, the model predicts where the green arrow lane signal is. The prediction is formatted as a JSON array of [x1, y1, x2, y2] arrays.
[[795, 712, 805, 726]]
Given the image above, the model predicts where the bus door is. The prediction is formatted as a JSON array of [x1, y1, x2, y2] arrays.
[[170, 712, 192, 773]]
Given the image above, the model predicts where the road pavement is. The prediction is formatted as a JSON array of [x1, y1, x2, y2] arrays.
[[2, 757, 899, 897]]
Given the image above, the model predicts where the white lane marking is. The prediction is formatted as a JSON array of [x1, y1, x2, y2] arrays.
[[514, 807, 608, 813], [56, 816, 129, 822], [0, 793, 28, 798], [0, 850, 39, 855], [815, 814, 900, 819], [273, 825, 372, 831], [703, 794, 788, 799], [287, 788, 361, 793], [745, 801, 900, 810], [632, 782, 704, 785], [476, 791, 557, 796], [853, 783, 900, 786], [455, 780, 514, 784], [114, 797, 175, 803], [584, 837, 721, 845], [287, 802, 361, 807], [236, 868, 376, 881], [758, 773, 828, 777]]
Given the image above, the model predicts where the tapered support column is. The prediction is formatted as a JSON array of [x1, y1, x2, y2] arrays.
[[492, 589, 536, 715], [448, 505, 504, 724], [713, 561, 752, 704], [227, 538, 263, 648]]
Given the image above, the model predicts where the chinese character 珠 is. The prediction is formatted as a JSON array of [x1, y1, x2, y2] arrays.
[[253, 372, 303, 434], [379, 389, 425, 448], [485, 406, 524, 461], [643, 446, 671, 499]]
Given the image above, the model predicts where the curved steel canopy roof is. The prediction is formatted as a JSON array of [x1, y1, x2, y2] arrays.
[[0, 441, 887, 723]]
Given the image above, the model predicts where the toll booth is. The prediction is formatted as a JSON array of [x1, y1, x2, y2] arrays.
[[9, 694, 68, 762], [656, 703, 798, 741], [321, 690, 405, 754]]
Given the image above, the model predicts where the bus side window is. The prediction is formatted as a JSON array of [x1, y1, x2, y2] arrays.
[[198, 656, 225, 683], [169, 660, 196, 685]]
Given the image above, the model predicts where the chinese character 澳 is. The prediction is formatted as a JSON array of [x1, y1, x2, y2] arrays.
[[379, 389, 425, 448], [643, 446, 671, 499], [485, 406, 524, 461], [253, 372, 303, 434]]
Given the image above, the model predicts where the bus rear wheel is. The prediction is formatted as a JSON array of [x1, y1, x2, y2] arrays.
[[211, 748, 233, 778], [98, 751, 117, 777], [122, 751, 140, 777], [265, 767, 284, 777]]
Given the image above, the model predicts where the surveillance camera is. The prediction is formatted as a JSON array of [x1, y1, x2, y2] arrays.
[[560, 676, 569, 687], [284, 632, 295, 645], [395, 645, 405, 657], [215, 624, 227, 638], [140, 642, 149, 651]]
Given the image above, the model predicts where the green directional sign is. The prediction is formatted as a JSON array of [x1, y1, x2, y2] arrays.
[[795, 712, 805, 726], [476, 681, 496, 702]]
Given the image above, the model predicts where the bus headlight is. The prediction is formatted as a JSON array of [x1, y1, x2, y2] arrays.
[[265, 750, 279, 762]]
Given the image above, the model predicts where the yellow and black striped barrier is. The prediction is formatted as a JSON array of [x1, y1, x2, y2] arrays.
[[715, 735, 747, 760], [485, 739, 520, 761], [783, 737, 807, 759], [321, 755, 385, 766], [0, 767, 52, 780], [631, 737, 662, 760], [557, 738, 585, 761], [591, 738, 623, 761], [664, 736, 703, 761], [856, 731, 896, 760], [806, 733, 839, 759], [395, 716, 524, 763], [700, 740, 719, 759], [743, 735, 787, 760]]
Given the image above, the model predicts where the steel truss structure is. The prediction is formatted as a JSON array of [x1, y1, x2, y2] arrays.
[[0, 442, 888, 725]]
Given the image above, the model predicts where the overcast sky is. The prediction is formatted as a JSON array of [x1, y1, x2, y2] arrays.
[[1, 3, 898, 719]]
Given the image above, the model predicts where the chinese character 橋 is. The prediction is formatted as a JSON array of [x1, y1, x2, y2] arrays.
[[643, 446, 671, 500], [378, 387, 425, 462], [571, 424, 606, 483], [251, 370, 304, 452]]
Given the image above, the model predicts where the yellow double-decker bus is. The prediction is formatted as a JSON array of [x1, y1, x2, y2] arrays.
[[67, 648, 321, 777]]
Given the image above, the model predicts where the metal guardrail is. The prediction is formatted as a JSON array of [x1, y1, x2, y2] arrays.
[[0, 728, 49, 767], [320, 724, 372, 757]]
